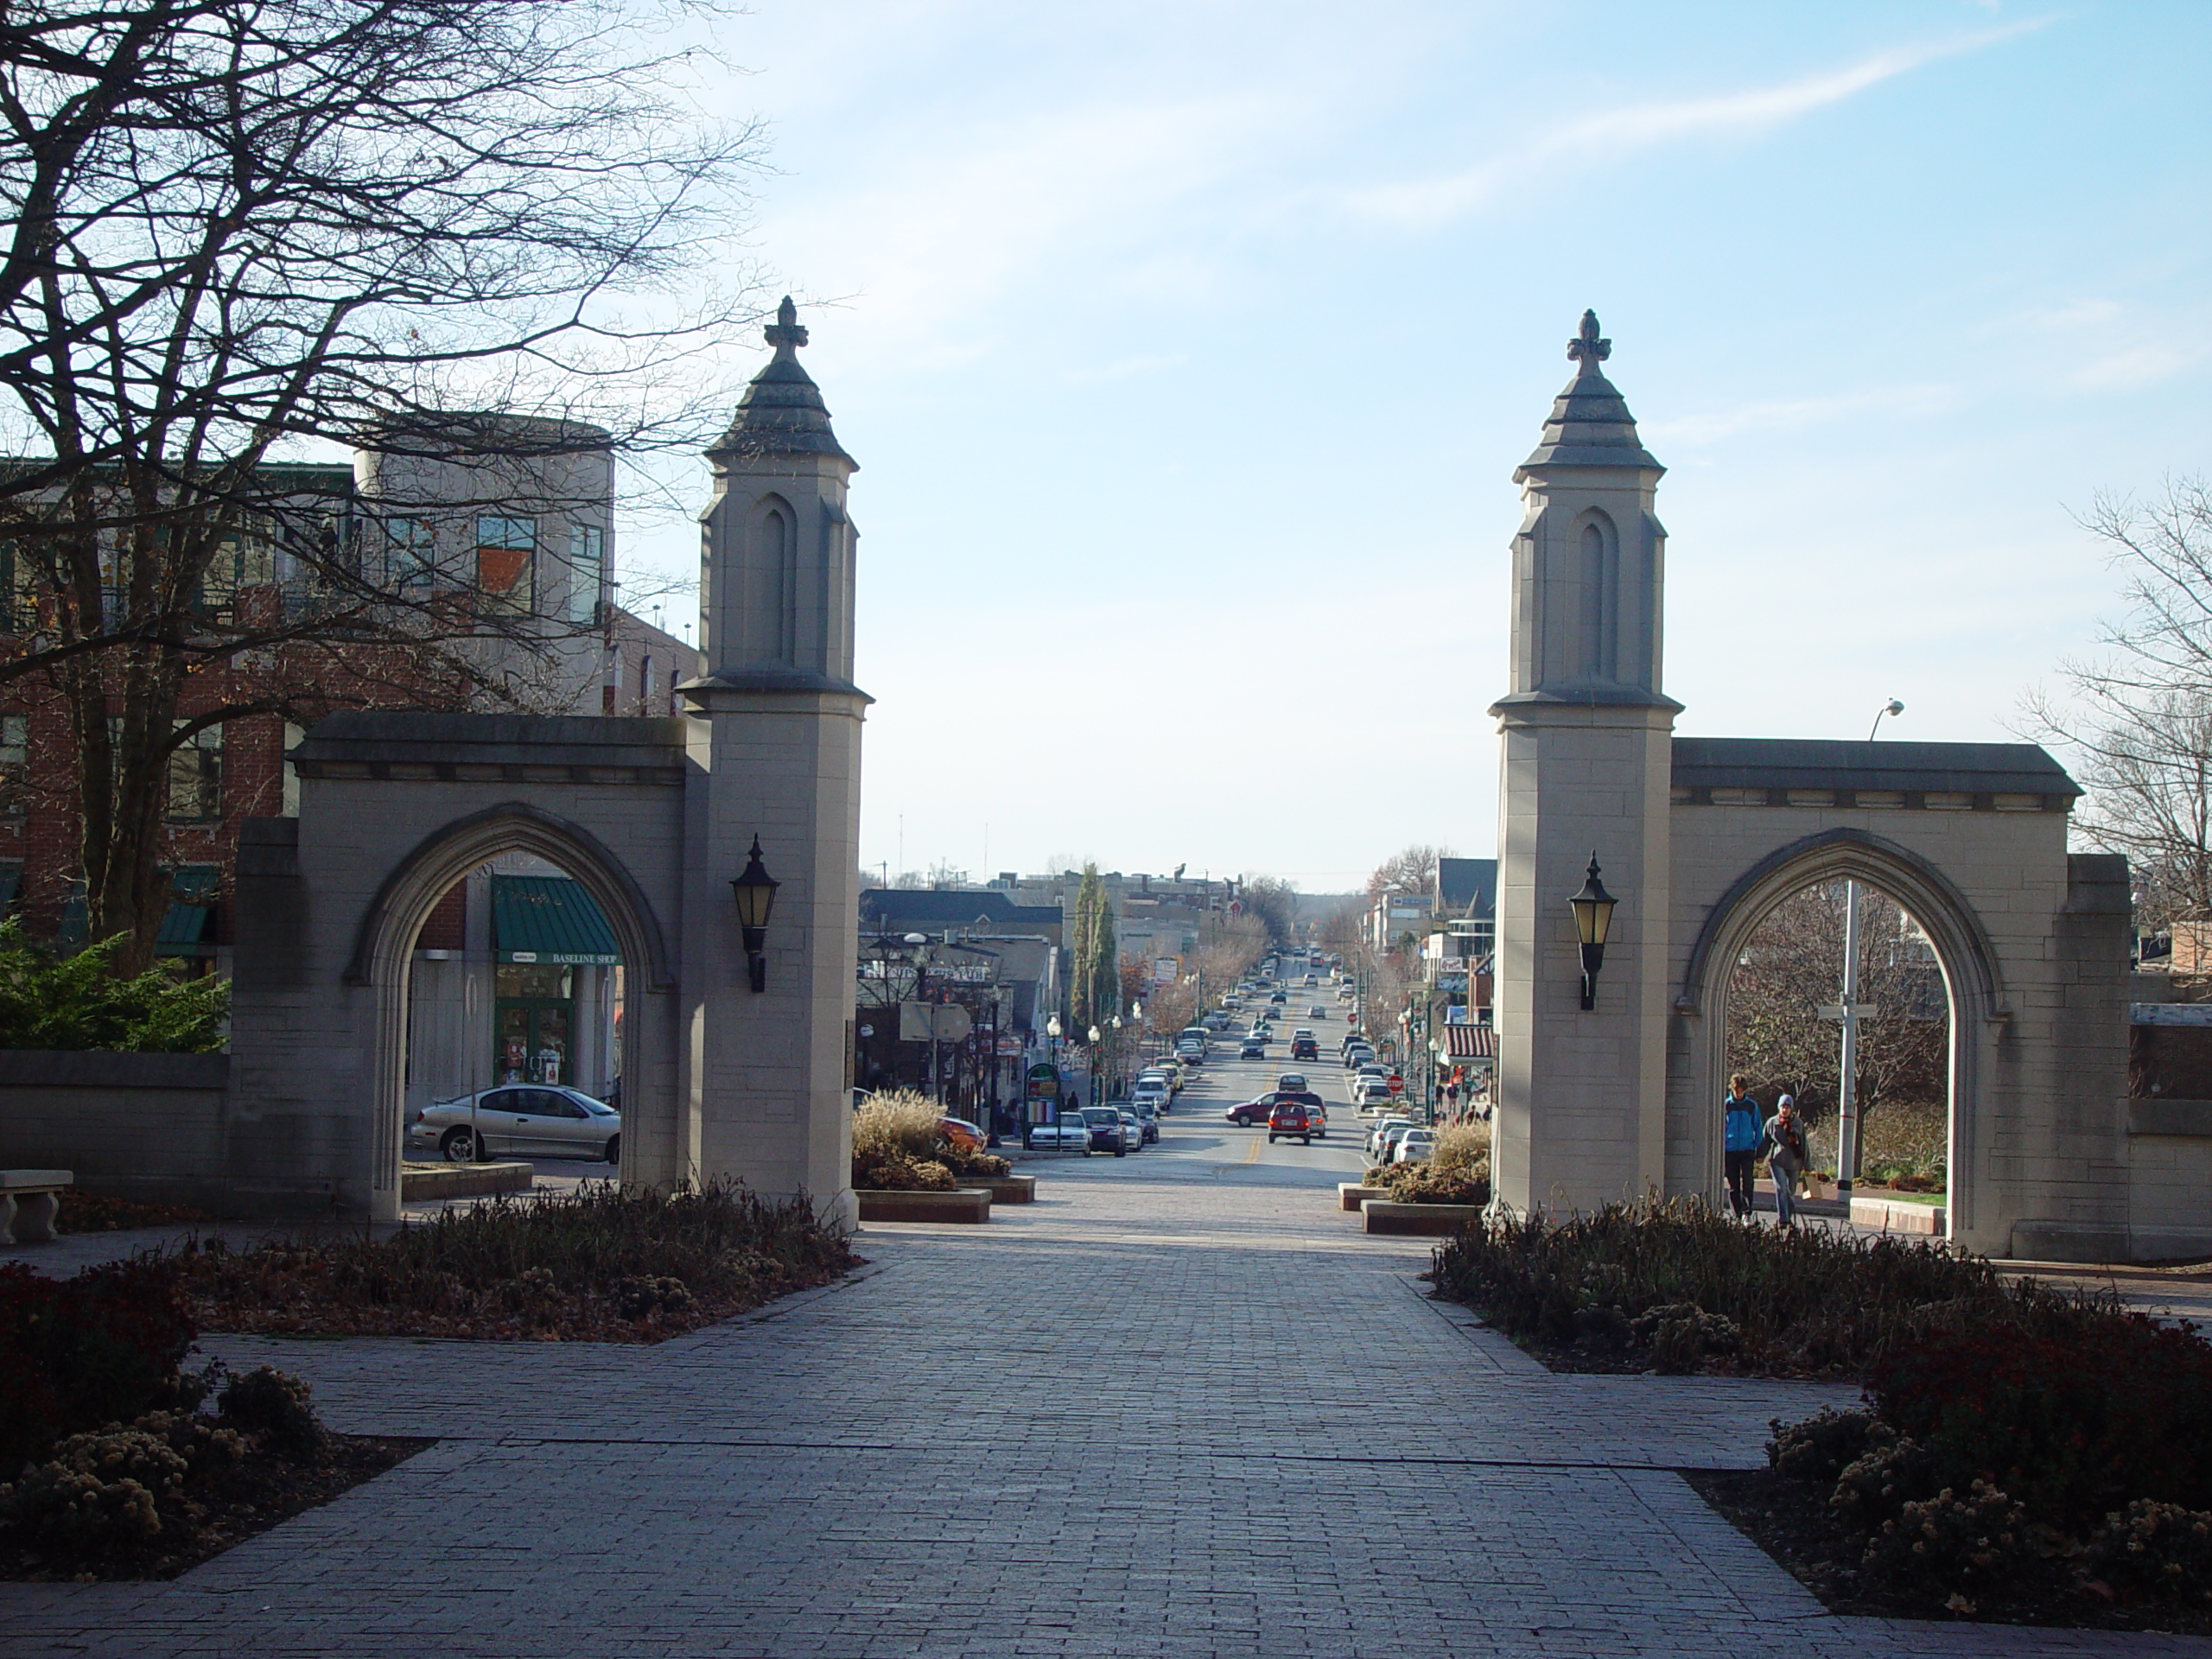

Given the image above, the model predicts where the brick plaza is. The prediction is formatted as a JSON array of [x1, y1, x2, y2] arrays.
[[3, 1154, 2205, 1657]]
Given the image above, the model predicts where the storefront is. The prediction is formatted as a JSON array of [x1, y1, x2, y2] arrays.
[[492, 874, 620, 1085]]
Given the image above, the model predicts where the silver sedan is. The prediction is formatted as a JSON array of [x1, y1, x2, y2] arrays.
[[408, 1085, 621, 1163]]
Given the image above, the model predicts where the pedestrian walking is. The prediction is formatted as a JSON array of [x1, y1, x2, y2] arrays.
[[1763, 1094, 1811, 1228], [1721, 1073, 1761, 1219]]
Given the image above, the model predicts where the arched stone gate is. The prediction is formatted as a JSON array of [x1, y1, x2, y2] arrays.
[[1489, 313, 2162, 1261]]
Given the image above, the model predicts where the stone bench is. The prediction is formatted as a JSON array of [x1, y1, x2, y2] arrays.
[[1338, 1183, 1389, 1211], [0, 1169, 73, 1244], [1849, 1194, 1946, 1236], [968, 1175, 1036, 1205], [1362, 1199, 1484, 1236], [855, 1187, 992, 1224]]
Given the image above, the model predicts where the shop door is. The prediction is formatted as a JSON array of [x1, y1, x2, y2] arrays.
[[494, 964, 575, 1084]]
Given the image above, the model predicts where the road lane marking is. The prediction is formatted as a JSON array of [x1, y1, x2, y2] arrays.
[[1243, 1134, 1262, 1165]]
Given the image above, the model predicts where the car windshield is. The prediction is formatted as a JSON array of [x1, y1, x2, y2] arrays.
[[1082, 1109, 1117, 1124]]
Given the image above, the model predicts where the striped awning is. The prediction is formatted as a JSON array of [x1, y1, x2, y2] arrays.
[[1440, 1024, 1497, 1060], [493, 875, 620, 965]]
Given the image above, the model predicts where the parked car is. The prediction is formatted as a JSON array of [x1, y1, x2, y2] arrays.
[[1291, 1037, 1319, 1061], [1131, 1100, 1161, 1143], [938, 1116, 986, 1153], [1079, 1106, 1132, 1155], [1268, 1101, 1315, 1145], [1394, 1128, 1438, 1164], [1365, 1116, 1415, 1159], [1025, 1117, 1091, 1153], [1275, 1071, 1308, 1093], [1352, 1075, 1395, 1107], [1376, 1122, 1422, 1162], [1344, 1047, 1376, 1071], [1116, 1109, 1149, 1151], [1133, 1078, 1172, 1116], [1240, 1037, 1267, 1059], [410, 1085, 620, 1163]]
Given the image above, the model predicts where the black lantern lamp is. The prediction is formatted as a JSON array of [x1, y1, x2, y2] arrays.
[[1567, 853, 1618, 1012], [730, 835, 780, 993]]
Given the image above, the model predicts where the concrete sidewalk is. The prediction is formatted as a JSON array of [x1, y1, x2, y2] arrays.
[[1, 1158, 2204, 1656]]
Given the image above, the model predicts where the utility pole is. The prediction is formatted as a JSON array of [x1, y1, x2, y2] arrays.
[[1818, 881, 1878, 1198]]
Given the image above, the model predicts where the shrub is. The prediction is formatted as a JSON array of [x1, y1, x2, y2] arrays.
[[178, 1179, 854, 1340], [1867, 1314, 2212, 1526], [1430, 1196, 2107, 1377], [1861, 1481, 2034, 1592], [0, 1257, 197, 1471], [1431, 1122, 1491, 1173], [219, 1366, 322, 1457], [0, 1425, 194, 1553], [1829, 1435, 1936, 1529], [1372, 1161, 1491, 1205], [1637, 1305, 1741, 1374], [0, 918, 228, 1052], [2087, 1501, 2212, 1602], [1767, 1407, 1890, 1484], [853, 1091, 995, 1186]]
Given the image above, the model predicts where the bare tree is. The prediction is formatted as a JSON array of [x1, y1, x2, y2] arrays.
[[2024, 478, 2212, 931], [0, 0, 766, 970], [1367, 844, 1442, 899], [1239, 874, 1297, 948], [1725, 881, 1948, 1155]]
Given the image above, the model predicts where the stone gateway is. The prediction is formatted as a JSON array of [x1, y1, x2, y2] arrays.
[[1489, 312, 2183, 1263]]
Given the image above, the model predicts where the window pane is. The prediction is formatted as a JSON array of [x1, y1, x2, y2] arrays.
[[475, 516, 535, 610], [567, 524, 603, 626], [0, 714, 24, 813], [387, 518, 435, 591], [165, 721, 221, 822]]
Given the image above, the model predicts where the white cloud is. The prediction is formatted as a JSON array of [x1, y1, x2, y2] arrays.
[[1347, 17, 2056, 228]]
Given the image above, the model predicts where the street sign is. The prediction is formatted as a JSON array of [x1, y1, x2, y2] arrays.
[[1817, 1003, 1880, 1021], [1387, 1073, 1404, 1096]]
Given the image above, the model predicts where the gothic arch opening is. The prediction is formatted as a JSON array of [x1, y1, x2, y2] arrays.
[[346, 802, 678, 1219], [1722, 878, 1951, 1215], [1677, 828, 2005, 1242], [751, 495, 796, 662]]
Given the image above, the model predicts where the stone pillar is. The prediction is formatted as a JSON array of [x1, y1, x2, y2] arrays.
[[1491, 313, 1679, 1215], [680, 299, 866, 1229]]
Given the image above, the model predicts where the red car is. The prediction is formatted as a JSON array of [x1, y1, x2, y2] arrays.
[[1228, 1090, 1322, 1128], [1268, 1101, 1316, 1145]]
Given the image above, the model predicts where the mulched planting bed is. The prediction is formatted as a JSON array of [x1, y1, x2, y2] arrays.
[[2, 1433, 430, 1582], [177, 1179, 860, 1344], [55, 1193, 214, 1234], [1685, 1465, 2212, 1637]]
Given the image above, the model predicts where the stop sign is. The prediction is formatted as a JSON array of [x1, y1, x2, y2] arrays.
[[1387, 1072, 1403, 1096]]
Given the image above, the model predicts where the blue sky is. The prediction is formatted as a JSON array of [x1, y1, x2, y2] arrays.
[[621, 0, 2212, 892]]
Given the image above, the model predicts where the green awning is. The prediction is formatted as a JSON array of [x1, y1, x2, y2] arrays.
[[493, 875, 620, 965], [156, 866, 219, 955]]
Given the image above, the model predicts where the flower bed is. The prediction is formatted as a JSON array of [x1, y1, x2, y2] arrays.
[[1703, 1315, 2212, 1630], [852, 1091, 1012, 1192], [177, 1179, 857, 1343], [0, 1255, 423, 1581], [1428, 1197, 2108, 1378]]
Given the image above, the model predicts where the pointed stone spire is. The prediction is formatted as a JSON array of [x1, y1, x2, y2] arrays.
[[1518, 308, 1662, 476], [708, 296, 855, 466]]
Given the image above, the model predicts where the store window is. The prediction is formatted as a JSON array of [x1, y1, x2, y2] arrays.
[[387, 517, 435, 592], [495, 963, 574, 1084]]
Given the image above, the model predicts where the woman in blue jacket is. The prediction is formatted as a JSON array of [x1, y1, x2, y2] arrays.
[[1722, 1074, 1762, 1219]]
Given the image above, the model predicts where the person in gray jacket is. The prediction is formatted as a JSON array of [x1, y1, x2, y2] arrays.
[[1763, 1095, 1811, 1228]]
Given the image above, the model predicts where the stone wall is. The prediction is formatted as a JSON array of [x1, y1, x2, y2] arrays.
[[0, 1050, 338, 1217]]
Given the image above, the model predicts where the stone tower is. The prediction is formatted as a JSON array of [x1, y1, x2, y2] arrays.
[[1490, 311, 1679, 1215], [683, 297, 867, 1226]]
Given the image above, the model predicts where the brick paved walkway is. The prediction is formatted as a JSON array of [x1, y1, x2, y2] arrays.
[[3, 1156, 2206, 1657]]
